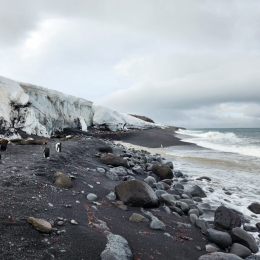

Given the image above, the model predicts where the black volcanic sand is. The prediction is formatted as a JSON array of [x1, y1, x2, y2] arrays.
[[88, 128, 193, 148], [0, 134, 207, 260]]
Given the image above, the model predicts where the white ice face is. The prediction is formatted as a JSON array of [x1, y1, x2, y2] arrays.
[[1, 75, 162, 138], [0, 75, 93, 137]]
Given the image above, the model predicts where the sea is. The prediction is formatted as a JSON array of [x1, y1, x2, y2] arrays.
[[164, 128, 260, 244]]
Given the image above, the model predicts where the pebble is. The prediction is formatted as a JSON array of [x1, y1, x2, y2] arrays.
[[87, 193, 98, 201], [150, 217, 166, 230], [71, 219, 78, 225], [27, 217, 52, 233], [57, 221, 64, 226]]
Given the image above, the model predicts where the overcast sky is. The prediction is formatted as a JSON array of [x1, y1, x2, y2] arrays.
[[1, 0, 260, 128]]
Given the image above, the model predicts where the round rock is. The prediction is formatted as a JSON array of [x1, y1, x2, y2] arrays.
[[206, 228, 232, 249], [231, 227, 259, 253], [115, 180, 159, 207], [87, 193, 98, 201], [214, 206, 241, 230], [230, 243, 252, 259]]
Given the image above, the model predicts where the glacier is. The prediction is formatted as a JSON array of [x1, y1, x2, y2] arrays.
[[0, 75, 160, 138]]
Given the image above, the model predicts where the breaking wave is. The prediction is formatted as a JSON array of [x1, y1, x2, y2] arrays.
[[176, 129, 260, 158]]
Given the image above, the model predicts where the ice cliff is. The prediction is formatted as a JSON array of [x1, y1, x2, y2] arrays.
[[0, 75, 159, 138], [0, 76, 93, 137]]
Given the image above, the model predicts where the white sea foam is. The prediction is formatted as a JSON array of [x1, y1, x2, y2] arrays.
[[176, 129, 260, 158]]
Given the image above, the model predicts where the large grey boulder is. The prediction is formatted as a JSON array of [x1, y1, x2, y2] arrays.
[[198, 252, 243, 260], [115, 180, 159, 208], [206, 229, 232, 249], [186, 185, 207, 198], [231, 227, 258, 253], [214, 206, 241, 230], [248, 202, 260, 214], [100, 154, 129, 168], [152, 164, 173, 180], [100, 233, 132, 260], [230, 243, 252, 259]]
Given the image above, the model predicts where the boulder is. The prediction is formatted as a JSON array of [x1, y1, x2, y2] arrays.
[[100, 154, 129, 168], [164, 161, 174, 169], [100, 233, 132, 260], [170, 206, 184, 216], [27, 217, 52, 233], [109, 167, 127, 176], [214, 206, 241, 230], [159, 181, 171, 190], [153, 183, 165, 190], [160, 193, 176, 206], [248, 202, 260, 214], [188, 209, 199, 217], [186, 185, 207, 198], [115, 180, 159, 208], [176, 201, 189, 214], [152, 164, 173, 180], [144, 176, 156, 187], [230, 243, 252, 259], [155, 190, 167, 198], [195, 218, 211, 232], [106, 171, 120, 181], [198, 252, 243, 260], [150, 217, 166, 230], [87, 193, 98, 201], [196, 176, 211, 181], [190, 214, 198, 224], [174, 183, 184, 190], [206, 244, 220, 253], [174, 170, 184, 177], [206, 229, 232, 249], [129, 213, 149, 222], [244, 224, 259, 232], [132, 166, 146, 175], [98, 146, 113, 153], [231, 227, 258, 253], [54, 172, 72, 188]]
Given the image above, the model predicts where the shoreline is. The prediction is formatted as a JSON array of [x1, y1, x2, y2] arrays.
[[90, 128, 195, 148]]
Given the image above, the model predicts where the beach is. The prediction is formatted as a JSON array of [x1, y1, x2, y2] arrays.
[[0, 128, 259, 260]]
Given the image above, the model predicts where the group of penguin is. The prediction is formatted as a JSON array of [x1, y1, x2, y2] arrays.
[[43, 142, 62, 159], [0, 140, 61, 161]]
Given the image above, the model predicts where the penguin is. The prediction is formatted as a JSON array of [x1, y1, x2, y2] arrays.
[[56, 142, 61, 153], [43, 147, 50, 159], [1, 140, 8, 151]]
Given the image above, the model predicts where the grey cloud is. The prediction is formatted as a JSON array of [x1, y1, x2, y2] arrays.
[[1, 0, 260, 128]]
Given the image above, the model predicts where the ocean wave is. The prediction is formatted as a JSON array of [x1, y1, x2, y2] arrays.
[[176, 129, 260, 158]]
